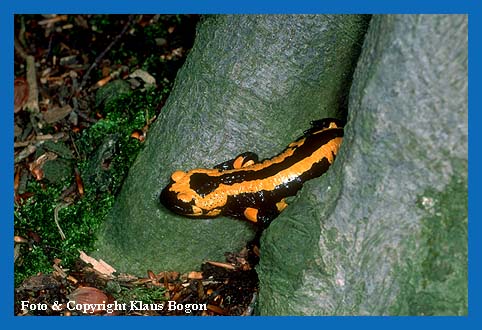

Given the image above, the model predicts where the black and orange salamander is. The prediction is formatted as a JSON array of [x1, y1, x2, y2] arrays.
[[160, 118, 344, 228]]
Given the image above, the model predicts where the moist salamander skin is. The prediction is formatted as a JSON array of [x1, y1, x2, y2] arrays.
[[160, 118, 344, 227]]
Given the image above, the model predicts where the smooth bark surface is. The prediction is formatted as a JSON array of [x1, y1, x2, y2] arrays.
[[94, 15, 370, 274], [257, 15, 467, 315]]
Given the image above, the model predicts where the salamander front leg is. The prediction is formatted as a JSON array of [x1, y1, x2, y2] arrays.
[[214, 152, 259, 171], [304, 118, 344, 135]]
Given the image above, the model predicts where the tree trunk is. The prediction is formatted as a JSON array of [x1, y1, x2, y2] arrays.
[[257, 14, 467, 315], [94, 15, 370, 274]]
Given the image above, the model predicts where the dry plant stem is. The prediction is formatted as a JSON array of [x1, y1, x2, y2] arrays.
[[24, 55, 40, 113], [14, 132, 67, 148], [38, 15, 68, 26], [14, 145, 37, 164], [54, 201, 73, 240], [77, 15, 135, 93], [206, 261, 236, 270]]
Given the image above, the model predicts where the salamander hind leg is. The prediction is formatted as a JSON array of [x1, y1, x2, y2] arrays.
[[243, 207, 260, 223], [243, 205, 281, 228], [214, 152, 259, 171], [257, 207, 282, 228]]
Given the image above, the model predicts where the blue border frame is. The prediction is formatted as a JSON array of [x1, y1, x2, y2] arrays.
[[2, 0, 479, 327]]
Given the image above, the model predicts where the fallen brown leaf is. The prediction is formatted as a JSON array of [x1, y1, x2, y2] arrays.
[[187, 271, 203, 280], [14, 78, 29, 113], [79, 250, 116, 276], [68, 287, 110, 314], [42, 104, 73, 124]]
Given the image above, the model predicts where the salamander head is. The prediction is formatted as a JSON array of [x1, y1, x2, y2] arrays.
[[160, 169, 223, 218]]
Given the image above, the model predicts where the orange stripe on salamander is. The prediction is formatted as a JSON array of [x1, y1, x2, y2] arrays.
[[160, 118, 344, 227]]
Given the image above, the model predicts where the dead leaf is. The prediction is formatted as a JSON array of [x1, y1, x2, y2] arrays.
[[14, 78, 29, 113], [187, 271, 203, 280], [68, 287, 110, 314], [130, 129, 145, 142], [28, 151, 57, 180], [79, 250, 116, 276], [31, 166, 44, 181], [42, 104, 73, 124], [207, 304, 227, 315], [129, 69, 156, 86], [14, 236, 28, 243], [74, 167, 84, 196]]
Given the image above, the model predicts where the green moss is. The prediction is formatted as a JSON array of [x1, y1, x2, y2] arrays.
[[15, 85, 169, 286], [14, 14, 197, 286], [95, 80, 132, 109], [41, 140, 74, 159], [114, 286, 167, 305], [391, 175, 468, 315], [41, 159, 73, 185], [14, 181, 115, 286]]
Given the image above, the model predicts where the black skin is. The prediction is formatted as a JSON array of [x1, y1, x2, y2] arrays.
[[160, 118, 344, 228]]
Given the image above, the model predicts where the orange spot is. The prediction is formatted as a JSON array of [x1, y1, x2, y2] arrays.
[[206, 209, 221, 217], [171, 171, 186, 182], [177, 193, 192, 203], [243, 208, 258, 223], [243, 160, 255, 167], [233, 156, 255, 169], [233, 156, 245, 169], [191, 205, 203, 215], [276, 199, 288, 212]]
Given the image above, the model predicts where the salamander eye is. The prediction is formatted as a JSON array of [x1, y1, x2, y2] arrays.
[[171, 170, 186, 182]]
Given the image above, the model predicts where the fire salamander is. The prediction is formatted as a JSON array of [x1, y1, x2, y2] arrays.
[[160, 118, 344, 227]]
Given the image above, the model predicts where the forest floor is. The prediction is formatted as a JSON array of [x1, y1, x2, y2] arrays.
[[14, 14, 258, 316]]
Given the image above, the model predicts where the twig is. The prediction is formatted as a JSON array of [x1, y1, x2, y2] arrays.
[[52, 264, 68, 278], [69, 132, 81, 159], [14, 145, 36, 164], [18, 16, 27, 50], [54, 201, 73, 240], [38, 15, 68, 26], [72, 102, 98, 123], [205, 260, 236, 270], [14, 38, 28, 60], [79, 251, 116, 276], [14, 132, 67, 148], [77, 15, 135, 93]]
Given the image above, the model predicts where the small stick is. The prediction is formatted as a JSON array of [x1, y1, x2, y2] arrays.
[[205, 260, 236, 270], [14, 132, 67, 148], [38, 15, 68, 26], [14, 145, 36, 164], [77, 15, 135, 93], [54, 201, 73, 240]]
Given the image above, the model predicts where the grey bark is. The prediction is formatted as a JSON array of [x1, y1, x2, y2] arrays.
[[257, 14, 467, 316], [94, 15, 370, 275]]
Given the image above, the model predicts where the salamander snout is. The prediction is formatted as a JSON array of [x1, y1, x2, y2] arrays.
[[160, 183, 194, 216]]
